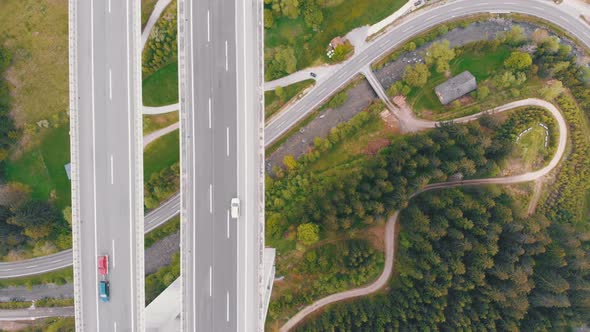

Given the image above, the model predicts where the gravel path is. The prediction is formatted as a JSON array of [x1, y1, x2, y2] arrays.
[[281, 98, 568, 331]]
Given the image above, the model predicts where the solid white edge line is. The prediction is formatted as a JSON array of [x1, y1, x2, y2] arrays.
[[226, 127, 230, 156], [111, 240, 115, 268], [227, 210, 230, 239], [209, 266, 213, 297], [125, 0, 136, 330], [209, 184, 213, 214], [190, 1, 197, 327], [209, 97, 212, 129], [90, 0, 100, 330]]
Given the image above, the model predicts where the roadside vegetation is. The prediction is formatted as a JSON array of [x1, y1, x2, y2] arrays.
[[265, 79, 315, 120], [142, 0, 159, 28], [12, 317, 75, 332], [145, 252, 180, 305], [142, 0, 177, 79], [288, 19, 590, 332], [143, 112, 179, 135], [143, 129, 179, 181], [143, 129, 179, 209], [0, 268, 72, 289], [145, 215, 180, 248], [266, 76, 362, 155], [0, 297, 74, 309], [264, 0, 406, 80]]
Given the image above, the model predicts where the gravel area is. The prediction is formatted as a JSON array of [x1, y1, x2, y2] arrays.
[[0, 284, 73, 302], [267, 79, 377, 171], [374, 19, 586, 91], [144, 231, 180, 275]]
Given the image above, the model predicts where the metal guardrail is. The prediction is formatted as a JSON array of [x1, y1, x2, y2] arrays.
[[131, 0, 146, 330], [67, 0, 83, 329]]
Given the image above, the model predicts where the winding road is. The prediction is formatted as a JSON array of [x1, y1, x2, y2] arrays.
[[265, 0, 590, 144], [280, 98, 568, 331]]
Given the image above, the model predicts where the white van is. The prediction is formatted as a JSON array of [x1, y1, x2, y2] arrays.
[[230, 198, 240, 219]]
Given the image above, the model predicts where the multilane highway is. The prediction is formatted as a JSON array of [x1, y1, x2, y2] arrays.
[[178, 0, 239, 331], [69, 0, 144, 330]]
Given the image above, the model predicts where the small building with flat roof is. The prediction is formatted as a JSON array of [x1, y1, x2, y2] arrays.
[[435, 71, 477, 105]]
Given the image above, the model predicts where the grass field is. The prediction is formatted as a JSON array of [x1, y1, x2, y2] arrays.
[[143, 112, 179, 135], [514, 125, 549, 170], [143, 129, 179, 181], [265, 0, 406, 72], [5, 125, 71, 210], [407, 45, 512, 113], [265, 79, 315, 120], [0, 0, 68, 128], [142, 0, 159, 29], [142, 62, 179, 107]]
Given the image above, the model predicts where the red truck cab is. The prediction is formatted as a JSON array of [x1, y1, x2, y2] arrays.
[[98, 255, 108, 276]]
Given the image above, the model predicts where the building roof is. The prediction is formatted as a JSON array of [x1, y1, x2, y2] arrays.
[[330, 36, 345, 48], [434, 71, 477, 105]]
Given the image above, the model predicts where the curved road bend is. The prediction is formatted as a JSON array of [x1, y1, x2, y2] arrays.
[[0, 193, 180, 279], [280, 98, 567, 331], [265, 0, 590, 144]]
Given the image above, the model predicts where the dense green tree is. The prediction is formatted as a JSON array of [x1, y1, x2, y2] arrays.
[[403, 63, 430, 87], [504, 51, 533, 71], [539, 80, 565, 100], [301, 0, 323, 30], [266, 46, 297, 80], [264, 9, 274, 28], [280, 0, 300, 19], [425, 40, 455, 73], [297, 223, 320, 245]]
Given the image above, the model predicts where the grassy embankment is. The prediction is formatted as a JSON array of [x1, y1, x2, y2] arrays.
[[265, 0, 406, 70]]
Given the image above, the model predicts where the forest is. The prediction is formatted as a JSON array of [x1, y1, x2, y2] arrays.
[[290, 22, 590, 331]]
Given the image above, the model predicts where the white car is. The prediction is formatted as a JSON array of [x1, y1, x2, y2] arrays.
[[230, 198, 240, 219]]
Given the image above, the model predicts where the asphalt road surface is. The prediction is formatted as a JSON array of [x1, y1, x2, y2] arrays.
[[265, 0, 590, 144], [281, 98, 568, 331], [0, 307, 75, 321], [0, 194, 178, 279], [70, 0, 144, 331], [178, 0, 239, 331]]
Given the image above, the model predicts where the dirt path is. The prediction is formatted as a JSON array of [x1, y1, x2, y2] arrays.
[[280, 98, 568, 331]]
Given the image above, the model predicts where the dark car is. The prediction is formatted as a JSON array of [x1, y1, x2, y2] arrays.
[[310, 72, 317, 78], [99, 281, 110, 302]]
